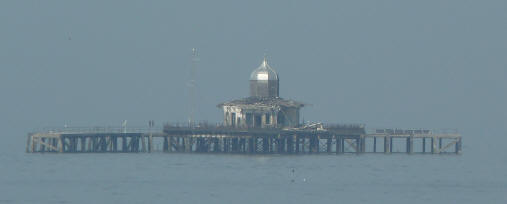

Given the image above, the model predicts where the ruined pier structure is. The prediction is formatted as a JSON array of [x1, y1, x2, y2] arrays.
[[26, 125, 462, 154], [26, 57, 462, 154]]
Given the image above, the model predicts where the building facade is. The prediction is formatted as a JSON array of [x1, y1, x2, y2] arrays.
[[218, 57, 304, 129]]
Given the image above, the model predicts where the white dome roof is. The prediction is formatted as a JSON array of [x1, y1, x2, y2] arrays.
[[250, 58, 278, 81]]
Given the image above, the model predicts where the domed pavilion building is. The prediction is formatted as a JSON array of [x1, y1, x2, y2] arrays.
[[218, 57, 304, 129]]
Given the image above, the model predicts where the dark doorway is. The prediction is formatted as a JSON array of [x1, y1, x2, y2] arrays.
[[246, 113, 253, 128], [231, 113, 236, 127], [254, 114, 262, 128]]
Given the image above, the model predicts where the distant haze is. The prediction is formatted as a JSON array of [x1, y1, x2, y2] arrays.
[[0, 0, 506, 149]]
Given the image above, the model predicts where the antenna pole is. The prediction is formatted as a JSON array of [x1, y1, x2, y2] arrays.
[[188, 48, 199, 127]]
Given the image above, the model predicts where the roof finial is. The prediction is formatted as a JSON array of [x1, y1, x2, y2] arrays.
[[263, 51, 268, 66]]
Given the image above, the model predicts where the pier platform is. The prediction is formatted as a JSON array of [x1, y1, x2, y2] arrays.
[[26, 124, 462, 154]]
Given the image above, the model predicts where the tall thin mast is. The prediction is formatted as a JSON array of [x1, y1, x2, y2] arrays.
[[188, 48, 199, 126]]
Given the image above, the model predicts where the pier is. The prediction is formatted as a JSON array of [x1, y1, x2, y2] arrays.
[[25, 57, 463, 155], [26, 124, 462, 154]]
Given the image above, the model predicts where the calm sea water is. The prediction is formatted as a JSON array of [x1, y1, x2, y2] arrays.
[[1, 133, 506, 204]]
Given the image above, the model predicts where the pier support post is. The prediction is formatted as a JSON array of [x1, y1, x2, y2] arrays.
[[248, 137, 253, 153], [432, 137, 440, 154], [141, 135, 146, 152], [110, 136, 115, 152], [40, 138, 46, 152], [122, 135, 127, 152], [232, 137, 241, 153], [384, 136, 391, 154], [390, 136, 393, 153], [422, 137, 426, 153], [214, 138, 220, 152], [58, 136, 63, 153], [455, 137, 462, 154], [186, 137, 192, 153], [335, 136, 341, 154], [360, 135, 366, 153], [295, 135, 299, 154], [253, 137, 258, 153], [326, 137, 332, 153], [301, 137, 306, 153], [356, 137, 361, 154], [261, 136, 269, 154], [439, 137, 443, 152], [373, 137, 377, 153], [341, 137, 345, 153], [26, 135, 31, 153], [310, 136, 318, 153], [407, 135, 414, 154], [271, 137, 275, 153], [163, 136, 168, 152], [148, 133, 153, 153]]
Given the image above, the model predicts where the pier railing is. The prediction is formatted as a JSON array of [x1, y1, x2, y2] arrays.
[[32, 126, 163, 134], [366, 128, 459, 135]]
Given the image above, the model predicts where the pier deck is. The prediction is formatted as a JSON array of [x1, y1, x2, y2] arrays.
[[26, 126, 462, 154]]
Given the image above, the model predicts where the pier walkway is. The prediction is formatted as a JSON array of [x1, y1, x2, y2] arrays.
[[26, 125, 462, 154]]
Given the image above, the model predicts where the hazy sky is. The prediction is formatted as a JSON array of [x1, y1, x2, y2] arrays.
[[1, 0, 506, 149]]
